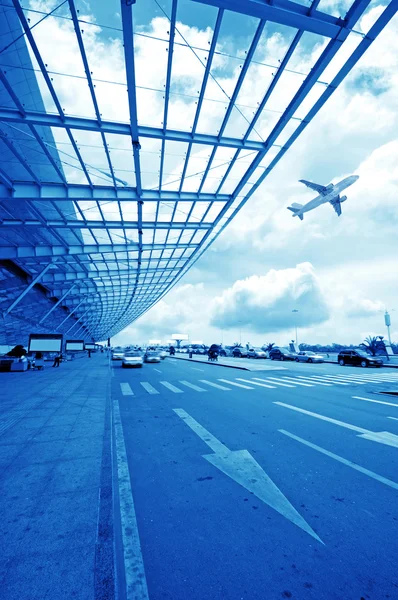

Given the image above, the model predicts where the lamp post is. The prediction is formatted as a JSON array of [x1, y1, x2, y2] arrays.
[[385, 311, 393, 347], [292, 309, 299, 347]]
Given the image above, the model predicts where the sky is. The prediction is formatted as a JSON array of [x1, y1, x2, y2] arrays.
[[26, 0, 398, 347]]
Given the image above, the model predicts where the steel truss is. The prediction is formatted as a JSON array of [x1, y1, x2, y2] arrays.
[[0, 0, 396, 341]]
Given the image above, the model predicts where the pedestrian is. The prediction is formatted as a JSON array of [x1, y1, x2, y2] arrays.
[[88, 349, 91, 358], [52, 352, 61, 368]]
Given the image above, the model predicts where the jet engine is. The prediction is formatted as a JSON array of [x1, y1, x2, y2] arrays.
[[340, 195, 347, 203]]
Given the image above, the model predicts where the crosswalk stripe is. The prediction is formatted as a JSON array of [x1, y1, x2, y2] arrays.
[[160, 381, 183, 393], [140, 382, 159, 395], [319, 375, 366, 384], [120, 383, 134, 396], [278, 377, 314, 387], [199, 380, 230, 391], [388, 416, 398, 421], [255, 377, 295, 388], [253, 377, 295, 388], [218, 379, 254, 389], [306, 376, 348, 386], [236, 378, 276, 389], [294, 376, 333, 387], [179, 380, 206, 392]]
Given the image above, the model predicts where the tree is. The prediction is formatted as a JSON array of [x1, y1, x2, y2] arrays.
[[360, 336, 384, 356], [232, 342, 242, 348], [262, 342, 275, 352]]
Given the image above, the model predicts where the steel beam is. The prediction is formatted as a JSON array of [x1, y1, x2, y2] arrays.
[[0, 243, 195, 259], [56, 297, 88, 330], [0, 218, 212, 230], [2, 261, 58, 317], [0, 182, 229, 202], [40, 267, 177, 283], [38, 284, 76, 324], [0, 108, 266, 152], [192, 0, 345, 38]]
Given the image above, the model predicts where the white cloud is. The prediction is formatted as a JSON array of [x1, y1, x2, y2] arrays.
[[210, 263, 329, 333]]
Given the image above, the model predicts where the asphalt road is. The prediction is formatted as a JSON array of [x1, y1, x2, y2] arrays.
[[111, 357, 398, 600]]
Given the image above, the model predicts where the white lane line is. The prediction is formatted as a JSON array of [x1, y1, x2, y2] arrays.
[[113, 396, 150, 599], [274, 402, 367, 433], [218, 379, 254, 390], [237, 378, 276, 389], [388, 416, 398, 421], [179, 380, 206, 392], [254, 377, 295, 389], [160, 381, 183, 393], [352, 396, 398, 408], [278, 377, 314, 388], [120, 383, 134, 396], [199, 379, 231, 391], [190, 367, 204, 372], [140, 382, 159, 395], [294, 376, 333, 387], [153, 368, 162, 373], [279, 429, 398, 491]]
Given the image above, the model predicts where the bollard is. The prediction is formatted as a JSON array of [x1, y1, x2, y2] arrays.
[[189, 351, 193, 359]]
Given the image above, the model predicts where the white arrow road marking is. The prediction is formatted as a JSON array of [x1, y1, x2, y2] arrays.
[[275, 402, 398, 448], [352, 396, 398, 408], [120, 383, 134, 396], [173, 408, 323, 544], [279, 430, 398, 491]]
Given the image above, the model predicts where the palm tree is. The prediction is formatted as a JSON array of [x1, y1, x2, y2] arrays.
[[262, 342, 275, 352], [360, 336, 383, 356], [233, 341, 242, 348]]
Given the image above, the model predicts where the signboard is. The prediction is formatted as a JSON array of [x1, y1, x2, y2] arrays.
[[29, 333, 63, 353], [85, 343, 96, 350], [65, 340, 84, 351], [191, 340, 203, 345], [171, 333, 189, 340]]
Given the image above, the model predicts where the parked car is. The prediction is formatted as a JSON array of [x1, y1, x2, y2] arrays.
[[232, 347, 248, 358], [122, 351, 143, 368], [144, 351, 161, 363], [247, 348, 267, 359], [159, 350, 167, 360], [269, 347, 296, 361], [337, 349, 383, 368], [295, 351, 324, 363]]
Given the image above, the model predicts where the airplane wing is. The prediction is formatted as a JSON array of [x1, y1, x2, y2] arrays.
[[299, 179, 329, 196], [329, 195, 342, 216]]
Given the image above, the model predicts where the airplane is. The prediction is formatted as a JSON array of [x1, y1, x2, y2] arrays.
[[287, 175, 359, 220]]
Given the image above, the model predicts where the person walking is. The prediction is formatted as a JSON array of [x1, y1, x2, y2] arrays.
[[52, 352, 61, 368], [88, 349, 91, 358]]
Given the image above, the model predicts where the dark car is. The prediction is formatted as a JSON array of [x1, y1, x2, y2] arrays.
[[269, 347, 296, 361], [337, 350, 383, 368], [232, 347, 248, 357]]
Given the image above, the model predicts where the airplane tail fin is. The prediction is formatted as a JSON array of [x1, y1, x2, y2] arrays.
[[287, 203, 304, 221]]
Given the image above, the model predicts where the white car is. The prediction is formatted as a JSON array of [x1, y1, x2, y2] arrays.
[[112, 350, 124, 361], [144, 351, 161, 363], [295, 351, 324, 363], [122, 351, 143, 368]]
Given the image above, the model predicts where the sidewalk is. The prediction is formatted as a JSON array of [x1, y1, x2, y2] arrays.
[[0, 354, 113, 600]]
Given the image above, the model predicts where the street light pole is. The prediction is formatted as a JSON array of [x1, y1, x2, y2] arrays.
[[385, 311, 392, 347], [292, 309, 299, 347]]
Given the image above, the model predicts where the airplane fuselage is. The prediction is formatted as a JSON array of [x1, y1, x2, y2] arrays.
[[298, 175, 359, 215]]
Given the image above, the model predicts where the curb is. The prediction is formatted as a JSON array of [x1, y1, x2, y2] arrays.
[[323, 359, 398, 369], [171, 356, 249, 371]]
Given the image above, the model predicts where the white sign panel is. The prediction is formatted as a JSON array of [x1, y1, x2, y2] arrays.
[[29, 338, 62, 352], [171, 333, 189, 340], [66, 341, 84, 351]]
